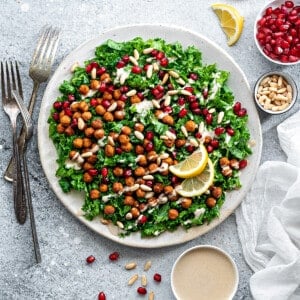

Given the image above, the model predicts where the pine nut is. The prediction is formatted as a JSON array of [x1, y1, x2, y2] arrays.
[[143, 47, 154, 54], [126, 89, 137, 97], [129, 56, 138, 66], [144, 260, 152, 271], [125, 262, 137, 270], [141, 274, 147, 286], [133, 49, 139, 60], [128, 274, 139, 285], [148, 291, 154, 300]]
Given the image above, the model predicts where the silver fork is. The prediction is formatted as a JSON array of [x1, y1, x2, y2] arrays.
[[1, 61, 26, 224], [4, 25, 60, 181], [13, 90, 41, 263]]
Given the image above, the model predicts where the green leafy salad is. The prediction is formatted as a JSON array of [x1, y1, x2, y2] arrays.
[[48, 37, 252, 237]]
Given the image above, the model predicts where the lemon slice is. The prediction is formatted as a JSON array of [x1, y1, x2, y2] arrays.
[[211, 3, 244, 46], [169, 144, 208, 179], [175, 158, 215, 197]]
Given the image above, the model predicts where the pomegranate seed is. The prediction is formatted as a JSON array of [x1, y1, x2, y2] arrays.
[[88, 169, 98, 176], [156, 51, 165, 60], [210, 139, 219, 149], [171, 176, 179, 185], [98, 292, 106, 300], [266, 7, 273, 15], [115, 147, 123, 155], [53, 101, 62, 110], [97, 66, 106, 75], [109, 251, 120, 261], [123, 169, 132, 178], [120, 85, 129, 93], [285, 1, 294, 8], [101, 100, 111, 109], [122, 54, 130, 63], [193, 108, 202, 115], [226, 127, 235, 136], [195, 132, 202, 139], [68, 94, 75, 102], [90, 98, 98, 107], [143, 64, 151, 71], [214, 127, 225, 135], [178, 108, 188, 118], [237, 108, 247, 117], [101, 167, 108, 177], [145, 180, 153, 187], [189, 73, 198, 80], [153, 273, 162, 282], [145, 131, 154, 140], [160, 57, 169, 67], [205, 113, 213, 125], [102, 177, 109, 184], [119, 94, 128, 101], [151, 88, 160, 97], [202, 88, 209, 99], [85, 64, 92, 73], [239, 159, 248, 169], [190, 102, 199, 110], [52, 112, 59, 122], [138, 215, 148, 224], [202, 108, 209, 116], [206, 145, 214, 153], [90, 62, 99, 69], [184, 86, 194, 93], [186, 145, 195, 153], [163, 106, 173, 114], [151, 49, 158, 57], [178, 97, 185, 106], [137, 287, 147, 295], [156, 85, 164, 92], [106, 85, 114, 94], [99, 82, 107, 92], [64, 108, 73, 117], [233, 102, 241, 114], [86, 255, 95, 264], [116, 60, 126, 68], [187, 95, 197, 103], [167, 83, 174, 90], [145, 142, 154, 152], [62, 101, 70, 109], [132, 65, 142, 74], [70, 118, 78, 129]]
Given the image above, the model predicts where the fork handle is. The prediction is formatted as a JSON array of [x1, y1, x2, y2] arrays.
[[4, 82, 40, 182], [12, 127, 27, 224]]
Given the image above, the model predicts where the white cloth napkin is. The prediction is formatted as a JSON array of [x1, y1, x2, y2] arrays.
[[236, 110, 300, 300]]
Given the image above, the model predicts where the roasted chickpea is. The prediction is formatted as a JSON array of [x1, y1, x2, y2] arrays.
[[125, 176, 135, 186], [83, 172, 93, 183], [104, 205, 115, 215], [109, 132, 119, 141], [121, 126, 132, 135], [134, 123, 144, 132], [219, 157, 230, 167], [93, 128, 105, 139], [56, 123, 65, 134], [95, 104, 106, 115], [136, 188, 146, 198], [147, 151, 158, 162], [71, 102, 79, 111], [116, 100, 125, 109], [230, 159, 239, 170], [83, 137, 92, 148], [83, 162, 94, 171], [153, 182, 164, 194], [124, 196, 135, 206], [204, 136, 212, 144], [79, 84, 89, 95], [118, 134, 130, 144], [81, 111, 92, 121], [154, 110, 163, 119], [162, 115, 174, 126], [164, 139, 174, 148], [100, 72, 111, 83], [135, 145, 144, 155], [163, 157, 173, 165], [60, 115, 71, 127], [105, 144, 115, 157], [130, 94, 141, 104], [87, 154, 97, 164], [121, 142, 133, 152], [211, 186, 222, 199], [113, 167, 124, 177], [206, 197, 217, 208], [99, 184, 108, 193], [73, 138, 83, 149], [112, 182, 123, 193], [130, 207, 140, 219], [72, 112, 82, 119], [103, 111, 114, 122], [136, 178, 145, 185], [185, 120, 196, 132], [90, 79, 100, 90], [164, 186, 174, 194], [103, 91, 112, 100], [137, 155, 147, 167], [113, 89, 121, 100], [134, 167, 146, 177], [90, 189, 100, 200], [64, 126, 74, 136], [84, 127, 94, 137], [79, 101, 89, 112], [148, 163, 158, 173], [168, 208, 179, 220], [181, 198, 192, 209], [114, 110, 125, 120]]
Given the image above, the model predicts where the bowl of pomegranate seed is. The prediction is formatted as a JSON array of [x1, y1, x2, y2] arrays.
[[254, 71, 298, 114], [254, 0, 300, 65]]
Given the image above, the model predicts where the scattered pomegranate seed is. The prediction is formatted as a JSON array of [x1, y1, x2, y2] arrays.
[[151, 49, 158, 57], [153, 273, 162, 282], [202, 108, 209, 116], [184, 86, 194, 93], [193, 108, 202, 115], [86, 255, 95, 264], [189, 101, 199, 110], [119, 94, 128, 102], [171, 175, 179, 185], [138, 215, 148, 224], [239, 159, 248, 169], [101, 167, 108, 177], [137, 287, 147, 295], [101, 177, 109, 184], [120, 85, 129, 93], [98, 291, 106, 300], [70, 118, 78, 129], [156, 85, 164, 92], [237, 108, 247, 117], [109, 251, 120, 261], [90, 61, 100, 69], [62, 101, 70, 109], [101, 100, 111, 109], [233, 102, 241, 114], [85, 64, 93, 73]]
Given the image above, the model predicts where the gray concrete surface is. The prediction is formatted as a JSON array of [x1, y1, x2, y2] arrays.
[[0, 0, 299, 299]]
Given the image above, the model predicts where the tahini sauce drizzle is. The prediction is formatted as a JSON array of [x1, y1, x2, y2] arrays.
[[172, 247, 238, 300]]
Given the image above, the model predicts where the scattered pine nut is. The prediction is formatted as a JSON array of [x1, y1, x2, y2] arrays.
[[141, 274, 147, 286], [148, 291, 155, 300], [144, 260, 152, 271], [128, 274, 139, 286], [125, 262, 137, 270]]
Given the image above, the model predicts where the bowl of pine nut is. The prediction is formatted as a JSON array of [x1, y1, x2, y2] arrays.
[[254, 71, 297, 114]]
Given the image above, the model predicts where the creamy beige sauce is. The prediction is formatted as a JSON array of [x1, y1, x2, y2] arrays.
[[172, 247, 238, 300]]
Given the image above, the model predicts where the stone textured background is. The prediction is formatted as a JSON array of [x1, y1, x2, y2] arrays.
[[0, 0, 299, 299]]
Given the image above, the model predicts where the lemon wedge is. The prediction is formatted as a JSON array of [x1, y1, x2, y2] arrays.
[[175, 158, 215, 197], [169, 144, 208, 179], [211, 3, 244, 46]]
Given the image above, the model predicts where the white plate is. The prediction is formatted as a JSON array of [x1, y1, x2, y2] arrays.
[[38, 24, 262, 248]]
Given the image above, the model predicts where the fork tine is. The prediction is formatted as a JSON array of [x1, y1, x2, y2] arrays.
[[1, 61, 6, 100], [35, 27, 54, 67], [9, 61, 23, 100], [5, 61, 12, 100], [15, 61, 23, 99], [30, 26, 51, 67], [44, 28, 60, 68]]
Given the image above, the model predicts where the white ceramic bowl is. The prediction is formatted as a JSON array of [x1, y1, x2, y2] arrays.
[[171, 245, 239, 300], [254, 0, 300, 65], [254, 71, 298, 114]]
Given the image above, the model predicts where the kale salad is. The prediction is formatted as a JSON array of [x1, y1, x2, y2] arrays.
[[48, 37, 252, 237]]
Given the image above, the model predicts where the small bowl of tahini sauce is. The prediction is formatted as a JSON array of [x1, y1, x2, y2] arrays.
[[171, 245, 239, 300]]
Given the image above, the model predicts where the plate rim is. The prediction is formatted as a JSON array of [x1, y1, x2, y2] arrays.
[[38, 23, 262, 248]]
